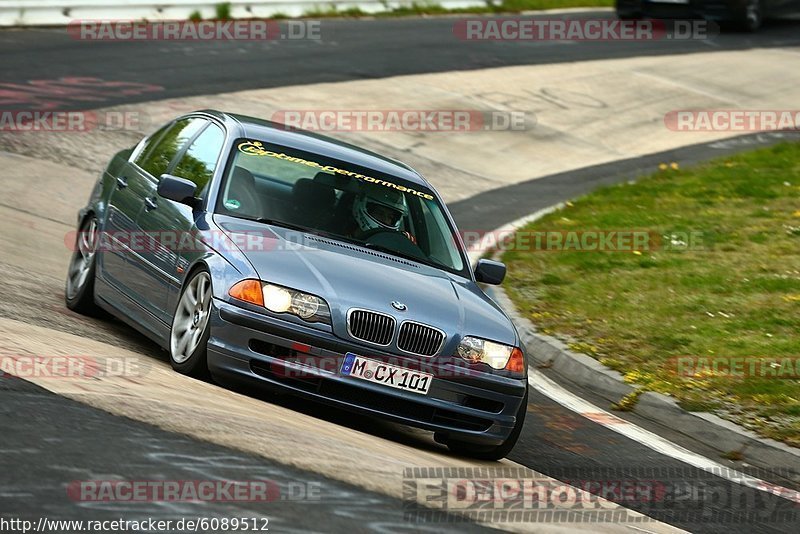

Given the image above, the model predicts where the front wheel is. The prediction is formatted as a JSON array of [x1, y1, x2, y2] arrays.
[[170, 270, 212, 378], [65, 216, 99, 315], [444, 388, 528, 461]]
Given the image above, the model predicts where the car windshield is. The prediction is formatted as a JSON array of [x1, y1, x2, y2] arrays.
[[216, 139, 467, 275]]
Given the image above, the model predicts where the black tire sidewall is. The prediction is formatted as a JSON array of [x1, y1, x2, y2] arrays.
[[65, 217, 98, 314], [736, 0, 763, 32]]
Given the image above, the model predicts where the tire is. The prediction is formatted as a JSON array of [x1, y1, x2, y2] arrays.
[[734, 0, 763, 32], [65, 216, 100, 315], [169, 269, 212, 378], [445, 388, 528, 461], [615, 0, 641, 20]]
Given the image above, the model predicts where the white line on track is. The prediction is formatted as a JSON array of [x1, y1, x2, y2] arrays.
[[631, 70, 742, 106], [527, 369, 800, 505]]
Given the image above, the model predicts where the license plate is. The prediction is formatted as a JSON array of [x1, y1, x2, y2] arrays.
[[341, 353, 432, 395]]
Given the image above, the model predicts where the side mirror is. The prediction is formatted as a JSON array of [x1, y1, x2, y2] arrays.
[[158, 174, 198, 207], [474, 259, 506, 285]]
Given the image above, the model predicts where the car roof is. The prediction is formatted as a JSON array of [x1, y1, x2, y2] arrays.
[[198, 110, 433, 190]]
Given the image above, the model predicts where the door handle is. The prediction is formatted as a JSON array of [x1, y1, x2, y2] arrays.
[[144, 197, 158, 211], [116, 176, 128, 189]]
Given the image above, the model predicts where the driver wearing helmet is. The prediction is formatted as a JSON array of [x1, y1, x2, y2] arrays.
[[350, 184, 416, 244]]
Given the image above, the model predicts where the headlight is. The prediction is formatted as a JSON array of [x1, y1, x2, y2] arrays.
[[456, 336, 524, 372], [229, 279, 331, 324], [262, 284, 292, 313], [290, 292, 321, 319], [262, 283, 331, 324]]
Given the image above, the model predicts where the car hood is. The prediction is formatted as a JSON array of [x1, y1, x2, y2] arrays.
[[215, 217, 518, 351]]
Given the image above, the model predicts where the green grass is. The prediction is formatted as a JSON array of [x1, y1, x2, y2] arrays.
[[215, 2, 233, 20], [191, 0, 611, 23], [502, 143, 800, 447], [301, 0, 612, 19], [302, 4, 368, 17], [493, 0, 613, 11]]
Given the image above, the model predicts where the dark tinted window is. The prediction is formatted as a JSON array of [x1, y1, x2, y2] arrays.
[[133, 123, 171, 167], [218, 139, 467, 275], [137, 118, 206, 179], [171, 123, 224, 194]]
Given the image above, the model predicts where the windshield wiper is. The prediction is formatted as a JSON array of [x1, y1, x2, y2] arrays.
[[238, 215, 448, 270], [249, 217, 359, 244], [362, 243, 445, 270]]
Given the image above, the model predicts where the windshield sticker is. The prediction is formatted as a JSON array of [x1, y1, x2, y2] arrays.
[[224, 199, 241, 210], [237, 140, 434, 200]]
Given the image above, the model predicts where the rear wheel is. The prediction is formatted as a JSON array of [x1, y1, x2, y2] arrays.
[[615, 0, 641, 20], [65, 216, 99, 315], [444, 388, 528, 461], [735, 0, 763, 32], [170, 270, 212, 378]]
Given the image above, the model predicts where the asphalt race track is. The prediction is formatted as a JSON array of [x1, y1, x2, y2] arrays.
[[0, 14, 799, 110], [1, 11, 799, 534]]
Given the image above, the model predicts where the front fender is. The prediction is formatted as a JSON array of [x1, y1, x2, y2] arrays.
[[182, 252, 256, 303]]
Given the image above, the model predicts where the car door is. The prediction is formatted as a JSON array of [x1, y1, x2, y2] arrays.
[[124, 117, 208, 327], [134, 119, 226, 325], [99, 122, 172, 297]]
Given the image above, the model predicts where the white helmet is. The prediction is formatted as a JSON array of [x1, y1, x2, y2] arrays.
[[353, 184, 407, 232]]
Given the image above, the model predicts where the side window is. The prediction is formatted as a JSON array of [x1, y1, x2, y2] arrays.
[[172, 123, 225, 195], [133, 123, 171, 165], [136, 118, 206, 179], [419, 199, 463, 270]]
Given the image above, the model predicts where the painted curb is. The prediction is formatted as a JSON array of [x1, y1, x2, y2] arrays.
[[483, 214, 800, 475]]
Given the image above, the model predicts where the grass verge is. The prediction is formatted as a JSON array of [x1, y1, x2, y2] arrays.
[[187, 1, 612, 21], [502, 142, 800, 447], [301, 0, 613, 18]]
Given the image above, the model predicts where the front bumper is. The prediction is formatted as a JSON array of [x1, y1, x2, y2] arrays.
[[207, 299, 527, 446]]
